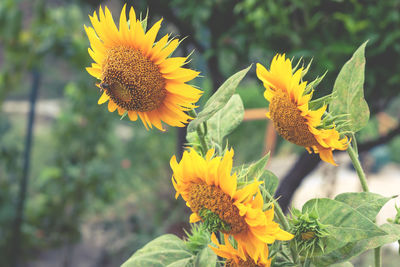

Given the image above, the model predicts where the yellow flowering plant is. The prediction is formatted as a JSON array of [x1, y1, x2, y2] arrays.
[[83, 5, 400, 267]]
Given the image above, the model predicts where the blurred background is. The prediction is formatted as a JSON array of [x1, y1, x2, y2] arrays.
[[1, 0, 399, 266]]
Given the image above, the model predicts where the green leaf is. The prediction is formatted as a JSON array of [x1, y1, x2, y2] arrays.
[[121, 234, 193, 267], [302, 198, 386, 255], [312, 223, 400, 266], [260, 170, 279, 196], [335, 192, 394, 221], [194, 246, 217, 267], [330, 41, 370, 133], [245, 152, 270, 180], [207, 94, 244, 146], [187, 65, 251, 133]]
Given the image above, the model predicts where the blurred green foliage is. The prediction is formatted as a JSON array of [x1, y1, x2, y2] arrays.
[[0, 0, 399, 265]]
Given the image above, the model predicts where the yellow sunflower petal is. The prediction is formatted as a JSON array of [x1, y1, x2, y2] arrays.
[[118, 106, 125, 115], [164, 68, 200, 83], [98, 91, 109, 104], [86, 5, 201, 131], [142, 18, 163, 56], [108, 100, 117, 112], [128, 110, 138, 121], [154, 39, 179, 64], [86, 66, 102, 79], [257, 53, 348, 165], [119, 4, 130, 42], [159, 57, 188, 74], [189, 213, 201, 223]]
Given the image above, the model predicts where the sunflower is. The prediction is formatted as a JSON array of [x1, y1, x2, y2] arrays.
[[170, 148, 293, 263], [210, 233, 271, 267], [256, 54, 348, 165], [85, 5, 202, 130]]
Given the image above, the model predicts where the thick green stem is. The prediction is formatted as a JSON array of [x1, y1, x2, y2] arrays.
[[374, 247, 381, 267], [346, 144, 369, 192], [264, 190, 299, 264], [347, 139, 381, 267]]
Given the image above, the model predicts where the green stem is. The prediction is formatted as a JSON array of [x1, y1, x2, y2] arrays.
[[264, 190, 299, 264], [346, 144, 369, 192], [188, 109, 208, 154], [198, 123, 208, 153], [347, 138, 381, 267], [303, 258, 311, 267], [374, 247, 381, 267]]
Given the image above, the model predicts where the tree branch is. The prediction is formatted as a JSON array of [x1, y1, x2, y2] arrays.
[[276, 125, 400, 212]]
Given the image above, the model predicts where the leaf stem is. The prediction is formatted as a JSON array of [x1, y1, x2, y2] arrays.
[[264, 190, 299, 264], [346, 143, 369, 192], [188, 109, 208, 154]]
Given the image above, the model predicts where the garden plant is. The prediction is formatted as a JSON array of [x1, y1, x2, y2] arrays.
[[82, 4, 400, 267]]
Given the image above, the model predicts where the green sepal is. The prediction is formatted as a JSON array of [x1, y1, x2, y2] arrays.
[[139, 9, 149, 31], [290, 207, 330, 258], [301, 58, 313, 79], [184, 223, 211, 255], [199, 208, 231, 233], [308, 93, 332, 110], [120, 111, 128, 120], [304, 70, 327, 95]]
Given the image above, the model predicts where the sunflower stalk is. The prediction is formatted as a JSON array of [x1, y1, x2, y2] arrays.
[[188, 109, 208, 154], [346, 140, 369, 192], [347, 137, 382, 267], [264, 190, 299, 264]]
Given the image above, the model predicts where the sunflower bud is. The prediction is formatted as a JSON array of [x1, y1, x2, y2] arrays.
[[290, 208, 330, 258]]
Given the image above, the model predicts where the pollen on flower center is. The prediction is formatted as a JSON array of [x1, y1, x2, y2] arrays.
[[269, 90, 318, 147], [101, 46, 166, 112], [188, 183, 247, 234]]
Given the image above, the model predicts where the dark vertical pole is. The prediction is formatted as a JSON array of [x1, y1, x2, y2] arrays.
[[10, 70, 40, 267], [275, 151, 321, 213]]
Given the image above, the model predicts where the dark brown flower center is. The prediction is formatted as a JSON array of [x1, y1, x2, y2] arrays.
[[101, 46, 166, 112], [269, 90, 318, 147], [226, 258, 260, 267], [188, 183, 247, 234]]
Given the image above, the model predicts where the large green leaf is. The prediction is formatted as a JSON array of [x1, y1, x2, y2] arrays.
[[330, 42, 370, 133], [312, 223, 400, 266], [335, 192, 394, 221], [207, 94, 244, 146], [302, 198, 386, 255], [194, 246, 217, 267], [187, 65, 251, 133], [121, 234, 193, 267]]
